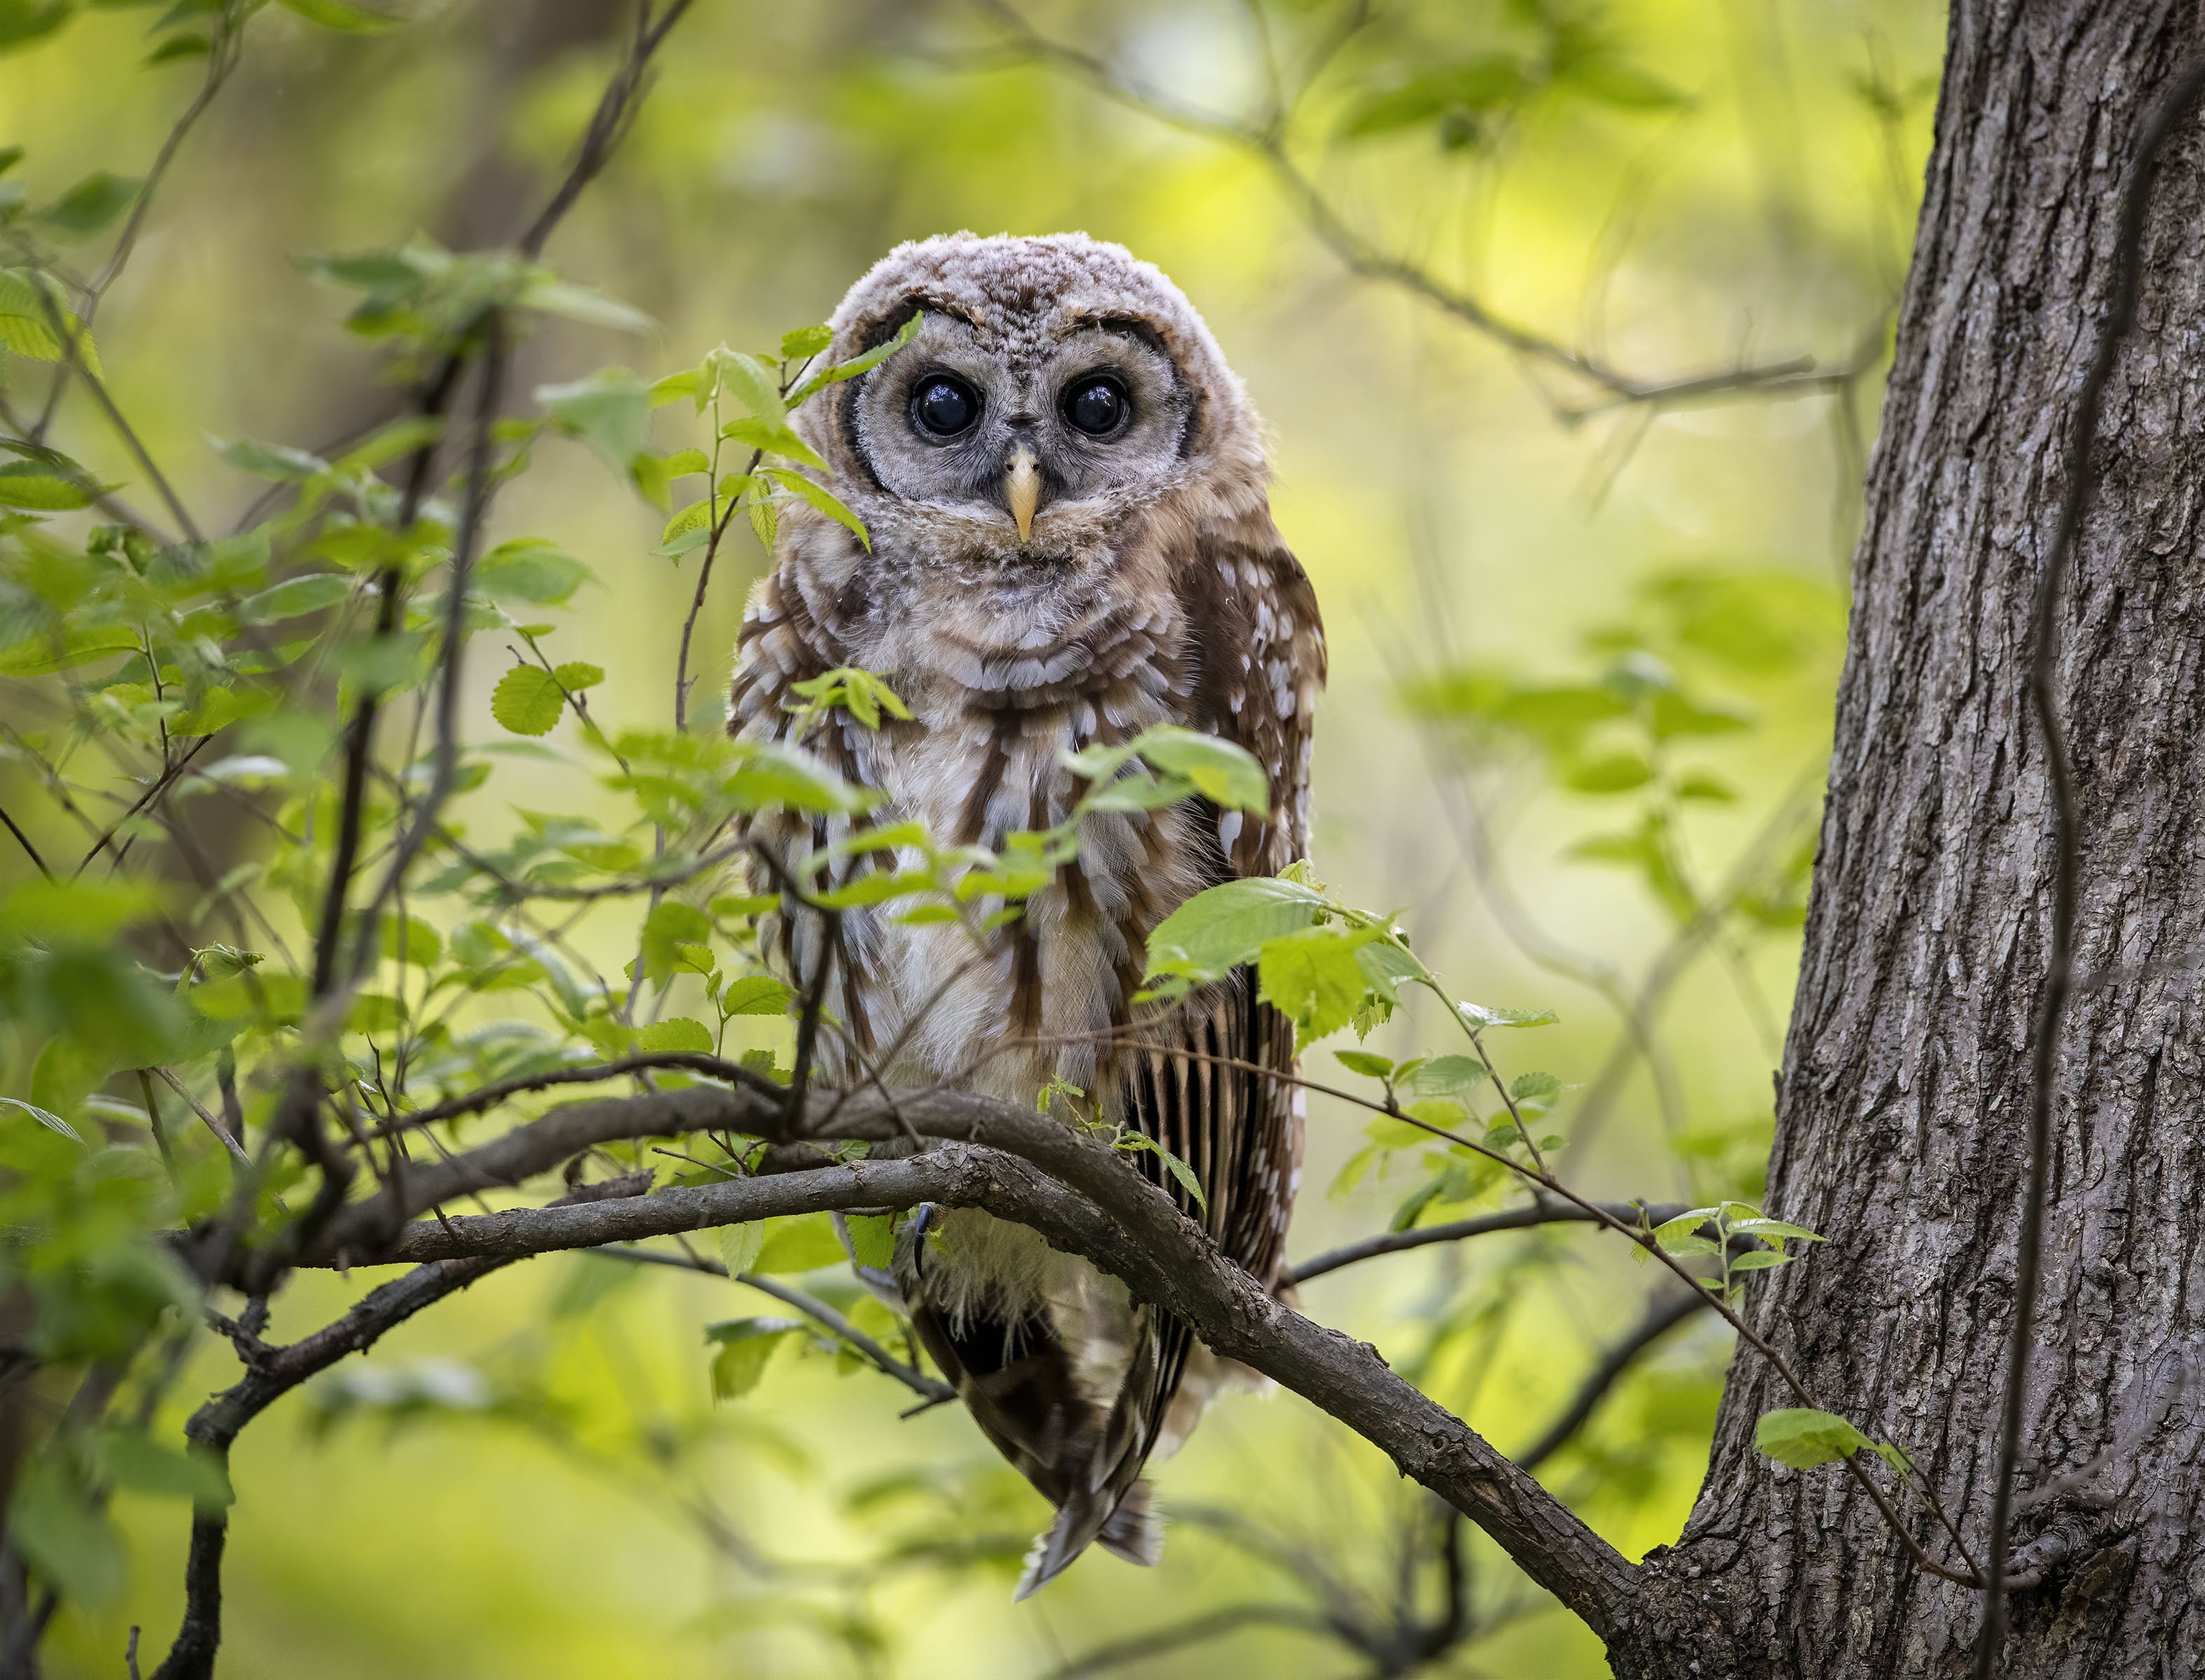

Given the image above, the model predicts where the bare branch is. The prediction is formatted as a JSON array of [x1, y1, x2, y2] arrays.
[[1287, 1197, 1691, 1285]]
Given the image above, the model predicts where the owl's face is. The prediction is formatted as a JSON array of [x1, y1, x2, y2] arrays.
[[846, 311, 1195, 545], [792, 235, 1270, 656]]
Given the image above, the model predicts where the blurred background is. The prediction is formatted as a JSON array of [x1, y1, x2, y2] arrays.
[[1, 0, 1939, 1673]]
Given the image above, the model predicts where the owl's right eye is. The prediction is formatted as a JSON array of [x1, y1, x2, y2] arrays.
[[912, 375, 980, 438]]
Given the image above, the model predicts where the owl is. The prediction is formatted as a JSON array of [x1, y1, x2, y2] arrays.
[[728, 233, 1325, 1595]]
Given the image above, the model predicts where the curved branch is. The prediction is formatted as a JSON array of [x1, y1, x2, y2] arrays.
[[299, 1087, 1644, 1637]]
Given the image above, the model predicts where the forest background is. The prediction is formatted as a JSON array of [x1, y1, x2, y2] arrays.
[[0, 0, 1943, 1674]]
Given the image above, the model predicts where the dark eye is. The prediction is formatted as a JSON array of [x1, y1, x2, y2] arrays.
[[912, 375, 979, 438], [1062, 374, 1129, 437]]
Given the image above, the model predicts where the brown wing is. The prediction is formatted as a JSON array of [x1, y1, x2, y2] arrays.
[[1133, 517, 1325, 1281]]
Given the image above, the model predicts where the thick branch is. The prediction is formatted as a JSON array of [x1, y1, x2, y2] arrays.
[[297, 1085, 1643, 1635]]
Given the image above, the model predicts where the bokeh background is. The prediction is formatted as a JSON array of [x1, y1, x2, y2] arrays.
[[3, 1, 1940, 1673]]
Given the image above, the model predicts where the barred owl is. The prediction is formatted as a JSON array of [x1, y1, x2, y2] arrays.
[[729, 233, 1325, 1595]]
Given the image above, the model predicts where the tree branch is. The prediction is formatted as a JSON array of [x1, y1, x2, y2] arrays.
[[283, 1085, 1644, 1636], [1286, 1196, 1690, 1285]]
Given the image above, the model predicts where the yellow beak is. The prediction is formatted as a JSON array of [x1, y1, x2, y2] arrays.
[[1006, 446, 1041, 543]]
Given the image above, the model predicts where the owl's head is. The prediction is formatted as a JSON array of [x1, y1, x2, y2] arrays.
[[792, 233, 1269, 632]]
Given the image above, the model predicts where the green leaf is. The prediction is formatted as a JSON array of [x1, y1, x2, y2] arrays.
[[1332, 1050, 1395, 1079], [551, 661, 604, 692], [711, 349, 786, 427], [1115, 1131, 1209, 1210], [92, 1430, 233, 1509], [35, 171, 139, 239], [0, 459, 97, 510], [535, 369, 650, 472], [750, 1213, 844, 1275], [379, 915, 440, 966], [640, 899, 712, 986], [0, 1, 70, 55], [1133, 726, 1269, 814], [788, 310, 922, 405], [1256, 924, 1375, 1044], [1754, 1407, 1876, 1470], [706, 1318, 797, 1399], [635, 1016, 712, 1053], [660, 446, 710, 477], [11, 1459, 124, 1607], [843, 1213, 895, 1271], [239, 572, 350, 624], [0, 1094, 80, 1142], [0, 268, 100, 373], [780, 324, 833, 360], [1144, 876, 1329, 985], [1455, 1002, 1559, 1030], [785, 666, 911, 728], [273, 0, 402, 32], [764, 466, 869, 549], [490, 665, 563, 736], [472, 538, 591, 605], [1405, 1055, 1485, 1097], [718, 1222, 764, 1277], [213, 436, 328, 482], [720, 975, 792, 1016], [518, 278, 651, 334], [1509, 1071, 1563, 1104], [720, 417, 826, 470]]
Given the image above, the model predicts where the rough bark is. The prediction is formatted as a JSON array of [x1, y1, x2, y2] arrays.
[[1614, 4, 2205, 1676]]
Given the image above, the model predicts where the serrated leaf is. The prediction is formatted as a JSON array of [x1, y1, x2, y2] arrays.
[[636, 1016, 712, 1053], [93, 1431, 233, 1509], [1132, 725, 1269, 814], [1257, 924, 1375, 1044], [490, 665, 563, 736], [1754, 1407, 1874, 1470], [273, 0, 402, 32], [713, 349, 786, 427], [536, 369, 650, 472], [788, 310, 922, 405], [35, 171, 139, 240], [551, 661, 604, 692], [1332, 1050, 1394, 1079], [213, 436, 329, 482], [10, 1460, 123, 1607], [718, 1222, 764, 1276], [707, 1320, 797, 1399], [842, 1213, 895, 1271], [749, 1213, 844, 1275], [721, 417, 826, 470], [1144, 876, 1329, 985], [473, 538, 590, 606], [764, 466, 869, 549], [780, 324, 833, 360], [238, 573, 350, 624]]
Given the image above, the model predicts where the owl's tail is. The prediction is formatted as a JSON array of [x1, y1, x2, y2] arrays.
[[1016, 1477, 1161, 1600]]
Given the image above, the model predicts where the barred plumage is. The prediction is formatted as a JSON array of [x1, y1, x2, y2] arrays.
[[729, 233, 1324, 1595]]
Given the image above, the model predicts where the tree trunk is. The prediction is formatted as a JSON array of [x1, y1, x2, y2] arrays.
[[1612, 4, 2205, 1675]]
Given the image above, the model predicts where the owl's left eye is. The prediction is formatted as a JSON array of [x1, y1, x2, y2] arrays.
[[1062, 374, 1130, 437]]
